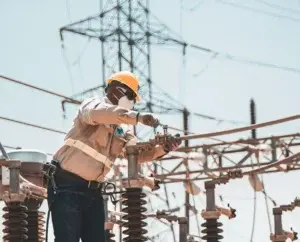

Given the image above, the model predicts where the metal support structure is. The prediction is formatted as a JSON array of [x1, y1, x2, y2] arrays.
[[154, 211, 188, 242], [271, 208, 285, 242], [0, 144, 28, 241], [0, 143, 47, 242], [110, 209, 188, 242], [120, 134, 169, 241], [0, 157, 28, 241], [127, 146, 139, 179], [201, 172, 239, 242], [178, 217, 188, 242], [201, 181, 223, 242], [121, 145, 150, 241], [160, 162, 176, 242], [157, 133, 300, 183], [183, 108, 190, 233], [270, 198, 300, 242], [59, 0, 185, 115]]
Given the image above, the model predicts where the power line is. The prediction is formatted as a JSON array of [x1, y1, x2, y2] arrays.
[[158, 40, 300, 75], [182, 0, 204, 12], [261, 176, 273, 234], [186, 45, 300, 75], [0, 75, 81, 104], [0, 75, 252, 126], [250, 189, 257, 242], [216, 0, 300, 23], [223, 54, 300, 74], [1, 74, 245, 135], [257, 0, 300, 15], [169, 2, 300, 76], [0, 116, 67, 135], [250, 171, 257, 242], [192, 111, 247, 125]]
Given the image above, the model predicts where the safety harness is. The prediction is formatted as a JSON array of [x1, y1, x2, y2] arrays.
[[43, 125, 126, 241], [64, 138, 113, 170]]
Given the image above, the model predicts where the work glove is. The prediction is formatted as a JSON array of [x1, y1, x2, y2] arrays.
[[137, 113, 160, 128], [163, 134, 182, 152]]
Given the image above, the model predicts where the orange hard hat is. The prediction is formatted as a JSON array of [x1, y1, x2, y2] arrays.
[[107, 71, 141, 101]]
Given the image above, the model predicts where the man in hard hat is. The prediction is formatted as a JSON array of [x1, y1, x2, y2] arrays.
[[46, 71, 182, 242]]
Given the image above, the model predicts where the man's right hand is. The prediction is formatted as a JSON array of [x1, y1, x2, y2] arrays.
[[137, 113, 160, 128]]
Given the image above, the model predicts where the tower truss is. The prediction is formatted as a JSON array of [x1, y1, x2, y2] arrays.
[[60, 0, 185, 114]]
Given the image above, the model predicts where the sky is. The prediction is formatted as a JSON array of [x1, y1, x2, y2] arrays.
[[1, 0, 300, 241]]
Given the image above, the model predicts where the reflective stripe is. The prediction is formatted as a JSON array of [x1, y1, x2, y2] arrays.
[[64, 138, 113, 168]]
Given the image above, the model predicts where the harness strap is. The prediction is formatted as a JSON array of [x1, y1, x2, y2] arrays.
[[64, 138, 113, 168]]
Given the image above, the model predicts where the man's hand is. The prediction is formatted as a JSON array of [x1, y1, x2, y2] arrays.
[[163, 134, 182, 152], [137, 113, 160, 128]]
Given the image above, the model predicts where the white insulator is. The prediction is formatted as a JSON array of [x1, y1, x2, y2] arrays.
[[168, 151, 188, 158], [184, 181, 201, 195], [114, 158, 122, 165], [248, 174, 264, 192], [256, 143, 272, 155], [187, 151, 205, 162], [118, 158, 128, 166], [210, 147, 221, 154]]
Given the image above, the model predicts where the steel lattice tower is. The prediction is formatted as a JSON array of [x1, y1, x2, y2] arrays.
[[60, 0, 185, 114]]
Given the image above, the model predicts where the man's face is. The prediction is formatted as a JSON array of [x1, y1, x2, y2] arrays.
[[106, 81, 137, 106]]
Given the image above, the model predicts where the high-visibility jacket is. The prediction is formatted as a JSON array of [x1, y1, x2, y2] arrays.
[[53, 96, 166, 182]]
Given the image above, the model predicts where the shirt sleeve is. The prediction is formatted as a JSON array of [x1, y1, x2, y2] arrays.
[[78, 97, 139, 126], [123, 131, 166, 163]]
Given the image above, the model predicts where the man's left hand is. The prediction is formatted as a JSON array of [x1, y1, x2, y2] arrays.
[[163, 134, 182, 152]]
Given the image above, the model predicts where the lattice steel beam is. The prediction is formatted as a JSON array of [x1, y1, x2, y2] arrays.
[[155, 133, 300, 183]]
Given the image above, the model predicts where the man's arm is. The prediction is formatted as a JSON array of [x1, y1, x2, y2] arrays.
[[123, 131, 167, 163], [78, 97, 139, 125]]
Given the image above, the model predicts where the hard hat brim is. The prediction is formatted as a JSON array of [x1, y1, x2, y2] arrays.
[[135, 93, 141, 101]]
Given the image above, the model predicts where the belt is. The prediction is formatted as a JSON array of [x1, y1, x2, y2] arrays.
[[50, 160, 104, 190]]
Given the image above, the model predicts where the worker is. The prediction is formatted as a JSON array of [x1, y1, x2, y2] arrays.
[[46, 71, 182, 242]]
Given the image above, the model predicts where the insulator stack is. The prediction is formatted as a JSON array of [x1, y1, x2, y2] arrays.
[[201, 219, 224, 242], [106, 229, 115, 242], [121, 188, 148, 242], [250, 98, 257, 139], [2, 202, 28, 241], [26, 209, 46, 241]]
